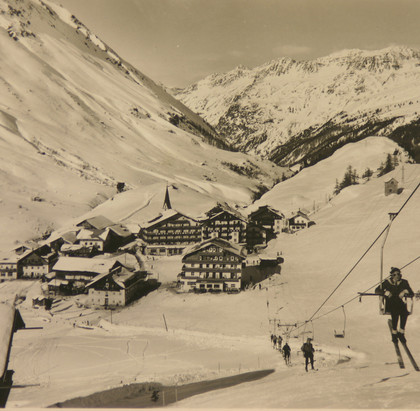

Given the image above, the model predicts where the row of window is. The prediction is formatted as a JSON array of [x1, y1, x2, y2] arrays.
[[184, 272, 238, 279], [0, 272, 14, 277], [186, 263, 239, 269]]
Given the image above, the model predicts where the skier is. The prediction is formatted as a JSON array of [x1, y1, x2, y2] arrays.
[[283, 342, 291, 365], [301, 338, 315, 372], [277, 335, 283, 350], [375, 267, 414, 343]]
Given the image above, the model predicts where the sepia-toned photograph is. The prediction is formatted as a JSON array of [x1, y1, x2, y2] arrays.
[[0, 0, 419, 408]]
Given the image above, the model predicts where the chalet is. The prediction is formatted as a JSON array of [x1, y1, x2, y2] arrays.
[[285, 211, 315, 233], [0, 255, 20, 282], [85, 266, 149, 307], [76, 215, 114, 231], [248, 205, 285, 235], [201, 206, 248, 245], [385, 178, 399, 196], [76, 229, 106, 251], [19, 250, 58, 279], [177, 238, 246, 293], [50, 256, 124, 294], [140, 210, 202, 256]]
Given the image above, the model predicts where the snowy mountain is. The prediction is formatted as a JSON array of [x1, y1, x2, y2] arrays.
[[0, 0, 285, 250], [174, 46, 420, 166]]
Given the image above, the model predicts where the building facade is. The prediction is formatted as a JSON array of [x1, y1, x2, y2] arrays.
[[385, 178, 399, 196], [201, 210, 247, 245], [0, 256, 19, 282], [20, 251, 58, 279], [248, 205, 285, 235], [286, 211, 315, 233], [140, 210, 202, 255], [178, 238, 246, 293], [86, 266, 148, 307]]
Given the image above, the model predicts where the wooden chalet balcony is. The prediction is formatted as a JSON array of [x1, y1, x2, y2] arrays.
[[183, 267, 241, 273], [195, 278, 240, 284]]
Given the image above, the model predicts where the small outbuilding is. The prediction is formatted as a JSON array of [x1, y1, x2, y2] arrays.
[[385, 178, 399, 196]]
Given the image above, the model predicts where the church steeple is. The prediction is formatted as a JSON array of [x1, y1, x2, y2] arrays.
[[163, 185, 172, 210]]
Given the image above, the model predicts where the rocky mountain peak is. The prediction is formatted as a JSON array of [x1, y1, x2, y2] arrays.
[[175, 46, 420, 166]]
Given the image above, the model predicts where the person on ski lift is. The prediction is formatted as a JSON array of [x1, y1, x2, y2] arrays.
[[301, 338, 315, 371], [375, 267, 414, 343]]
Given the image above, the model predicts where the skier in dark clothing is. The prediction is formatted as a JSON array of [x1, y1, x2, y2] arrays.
[[375, 267, 414, 343], [282, 342, 291, 365], [301, 338, 315, 371]]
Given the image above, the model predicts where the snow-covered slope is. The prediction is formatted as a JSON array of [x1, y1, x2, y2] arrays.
[[175, 46, 420, 165], [0, 0, 284, 250], [6, 139, 420, 408]]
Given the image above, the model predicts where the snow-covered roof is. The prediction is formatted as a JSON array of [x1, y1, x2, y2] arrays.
[[76, 229, 104, 241], [109, 224, 133, 238], [0, 254, 19, 264], [206, 209, 247, 223], [184, 237, 246, 259], [86, 266, 136, 289], [61, 244, 84, 252], [76, 215, 114, 230], [124, 223, 141, 234], [141, 209, 186, 229], [53, 257, 118, 273]]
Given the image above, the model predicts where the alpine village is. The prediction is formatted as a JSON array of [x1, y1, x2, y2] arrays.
[[0, 184, 319, 307]]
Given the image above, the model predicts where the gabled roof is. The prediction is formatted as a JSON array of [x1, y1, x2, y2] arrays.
[[205, 209, 247, 224], [248, 205, 285, 219], [184, 237, 246, 259], [86, 266, 137, 289], [385, 178, 398, 184], [141, 210, 197, 229], [61, 231, 78, 244], [108, 224, 133, 238], [76, 229, 100, 241], [205, 203, 247, 221], [0, 254, 20, 264], [76, 215, 114, 230], [289, 210, 311, 222], [53, 257, 119, 274]]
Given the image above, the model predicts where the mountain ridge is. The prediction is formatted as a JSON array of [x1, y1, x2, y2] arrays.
[[174, 46, 420, 166]]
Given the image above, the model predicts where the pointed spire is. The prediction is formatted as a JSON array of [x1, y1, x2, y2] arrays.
[[163, 185, 172, 210]]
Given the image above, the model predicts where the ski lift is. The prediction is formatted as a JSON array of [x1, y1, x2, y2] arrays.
[[358, 212, 414, 315], [301, 320, 315, 342], [334, 305, 346, 338]]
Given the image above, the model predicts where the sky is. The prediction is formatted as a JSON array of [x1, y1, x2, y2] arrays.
[[56, 0, 420, 87]]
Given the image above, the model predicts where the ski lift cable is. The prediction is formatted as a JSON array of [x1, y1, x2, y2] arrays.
[[305, 182, 420, 324], [299, 252, 420, 328], [401, 255, 420, 270]]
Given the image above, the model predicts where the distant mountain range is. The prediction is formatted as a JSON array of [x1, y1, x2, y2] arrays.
[[174, 46, 420, 165]]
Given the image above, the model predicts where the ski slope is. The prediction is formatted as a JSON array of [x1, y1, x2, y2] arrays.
[[3, 138, 420, 408]]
